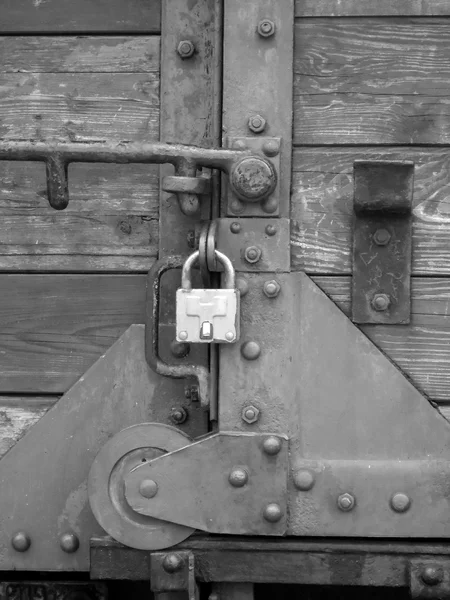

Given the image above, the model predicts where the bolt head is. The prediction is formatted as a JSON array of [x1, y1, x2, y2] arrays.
[[263, 140, 280, 157], [139, 478, 159, 499], [230, 198, 245, 214], [178, 330, 188, 341], [11, 532, 31, 552], [230, 221, 241, 234], [248, 114, 266, 134], [257, 19, 276, 38], [371, 293, 391, 312], [373, 228, 391, 246], [163, 553, 184, 573], [263, 280, 281, 298], [390, 492, 411, 513], [225, 331, 235, 342], [421, 566, 444, 586], [337, 493, 355, 512], [263, 503, 283, 522], [263, 436, 282, 456], [60, 532, 80, 553], [265, 224, 277, 236], [236, 277, 249, 297], [170, 339, 190, 358], [244, 245, 262, 264], [177, 40, 195, 58], [293, 470, 315, 491], [229, 467, 249, 488], [230, 157, 276, 202], [241, 340, 261, 360], [242, 404, 260, 424], [170, 407, 188, 425]]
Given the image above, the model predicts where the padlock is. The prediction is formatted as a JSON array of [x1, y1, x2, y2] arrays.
[[176, 250, 240, 343]]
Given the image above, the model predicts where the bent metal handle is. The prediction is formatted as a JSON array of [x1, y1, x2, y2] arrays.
[[145, 255, 210, 407]]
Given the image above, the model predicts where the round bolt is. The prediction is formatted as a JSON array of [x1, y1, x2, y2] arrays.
[[263, 436, 282, 456], [230, 222, 241, 234], [261, 196, 278, 214], [229, 467, 249, 488], [244, 245, 262, 264], [390, 492, 411, 513], [371, 293, 391, 312], [230, 157, 277, 202], [373, 228, 391, 246], [248, 114, 266, 134], [265, 224, 277, 236], [421, 566, 444, 587], [230, 198, 245, 214], [177, 40, 195, 59], [178, 330, 188, 341], [60, 532, 80, 554], [225, 331, 235, 342], [337, 493, 355, 512], [163, 553, 184, 573], [263, 503, 283, 523], [170, 339, 190, 358], [263, 280, 281, 298], [293, 470, 315, 491], [257, 19, 276, 38], [11, 532, 31, 552], [241, 340, 261, 360], [263, 140, 280, 157], [139, 478, 159, 499], [169, 407, 188, 425], [236, 277, 249, 297], [242, 404, 260, 424]]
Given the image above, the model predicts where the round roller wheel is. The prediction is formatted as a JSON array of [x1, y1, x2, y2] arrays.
[[88, 423, 195, 550]]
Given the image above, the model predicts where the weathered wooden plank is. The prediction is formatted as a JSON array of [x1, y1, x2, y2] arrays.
[[1, 0, 161, 34], [291, 147, 450, 275], [0, 37, 160, 73], [294, 19, 450, 145], [314, 276, 450, 403], [296, 0, 450, 16]]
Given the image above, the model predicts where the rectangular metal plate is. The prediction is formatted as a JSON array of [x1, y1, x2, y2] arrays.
[[352, 161, 414, 324]]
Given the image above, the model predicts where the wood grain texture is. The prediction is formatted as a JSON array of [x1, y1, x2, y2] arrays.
[[0, 37, 160, 73], [1, 0, 160, 33], [296, 0, 450, 16], [291, 147, 450, 275], [294, 19, 450, 144], [314, 276, 450, 403]]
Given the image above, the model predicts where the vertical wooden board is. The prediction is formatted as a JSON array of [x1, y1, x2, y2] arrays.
[[1, 0, 161, 33]]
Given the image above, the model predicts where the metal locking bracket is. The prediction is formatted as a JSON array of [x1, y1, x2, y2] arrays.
[[352, 160, 414, 324], [0, 140, 278, 216]]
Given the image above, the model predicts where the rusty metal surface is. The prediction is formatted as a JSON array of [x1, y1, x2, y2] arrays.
[[1, 583, 107, 600], [352, 161, 414, 324], [151, 551, 197, 599], [124, 432, 288, 536]]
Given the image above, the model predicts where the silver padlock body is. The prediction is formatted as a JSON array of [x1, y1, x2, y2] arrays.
[[176, 288, 240, 343]]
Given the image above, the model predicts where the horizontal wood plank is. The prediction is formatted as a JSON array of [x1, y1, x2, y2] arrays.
[[1, 0, 160, 34], [294, 19, 450, 144], [0, 37, 160, 73], [296, 0, 450, 16], [291, 147, 450, 275]]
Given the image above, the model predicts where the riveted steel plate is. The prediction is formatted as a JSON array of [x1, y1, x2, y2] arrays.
[[410, 558, 450, 599], [352, 161, 414, 324]]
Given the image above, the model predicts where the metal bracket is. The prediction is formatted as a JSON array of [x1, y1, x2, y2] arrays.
[[352, 160, 414, 324], [151, 551, 198, 600], [123, 431, 288, 536]]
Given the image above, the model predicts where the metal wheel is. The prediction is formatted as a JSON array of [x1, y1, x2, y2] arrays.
[[88, 423, 195, 550]]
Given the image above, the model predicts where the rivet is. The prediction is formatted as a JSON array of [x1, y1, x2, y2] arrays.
[[261, 196, 278, 214], [163, 553, 184, 573], [236, 277, 249, 297], [229, 467, 248, 488], [230, 222, 241, 234], [265, 224, 277, 236], [244, 246, 262, 264], [177, 40, 195, 59], [421, 566, 444, 586], [263, 436, 282, 456], [170, 339, 190, 358], [373, 228, 391, 246], [390, 492, 411, 513], [60, 532, 80, 553], [337, 493, 355, 512], [248, 114, 266, 134], [139, 479, 159, 499], [230, 198, 245, 214], [225, 331, 235, 342], [242, 404, 260, 424], [263, 503, 283, 522], [293, 470, 315, 491], [169, 407, 188, 425], [371, 293, 390, 312], [263, 140, 280, 157], [241, 341, 261, 360], [178, 330, 188, 341], [11, 532, 31, 552], [257, 19, 276, 38], [233, 140, 247, 150], [263, 280, 281, 298]]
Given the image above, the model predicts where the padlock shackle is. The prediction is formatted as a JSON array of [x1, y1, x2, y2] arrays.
[[181, 250, 236, 290]]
